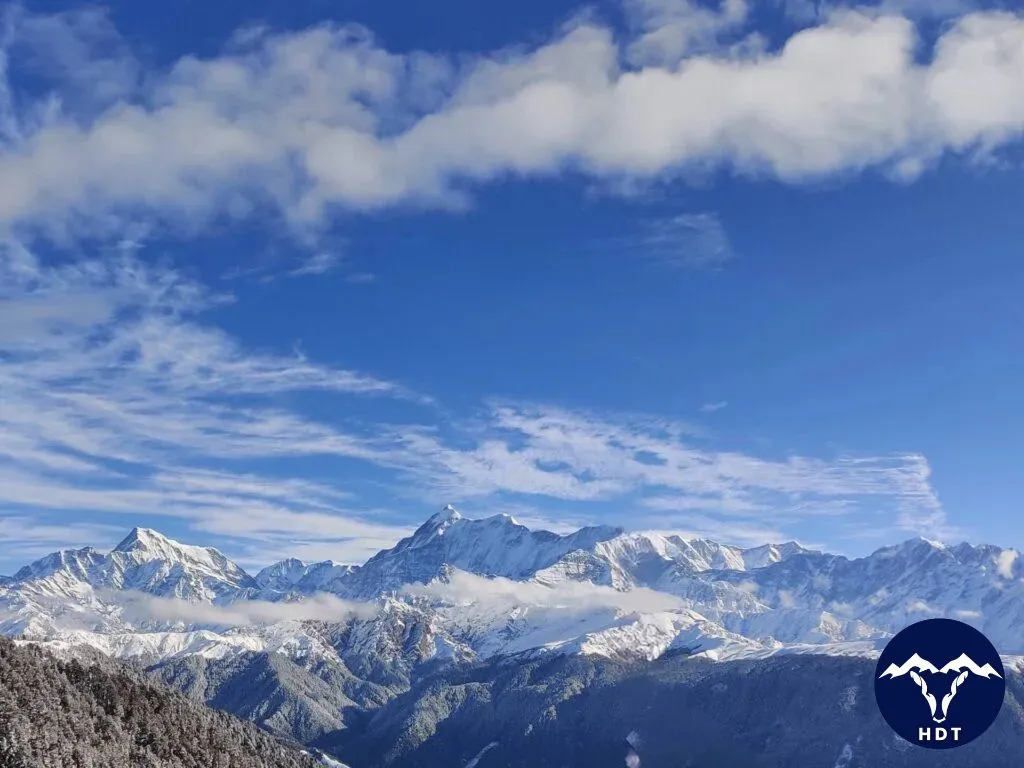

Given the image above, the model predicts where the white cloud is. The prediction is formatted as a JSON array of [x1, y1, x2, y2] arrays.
[[0, 516, 124, 562], [906, 598, 936, 614], [0, 239, 413, 472], [640, 494, 760, 513], [288, 251, 340, 277], [640, 212, 733, 269], [0, 464, 413, 566], [0, 237, 956, 565], [386, 403, 950, 541], [1, 5, 139, 117], [0, 237, 955, 559], [0, 240, 419, 567], [700, 400, 729, 413], [118, 590, 377, 627], [0, 7, 1022, 237], [624, 0, 752, 65], [996, 549, 1018, 580], [403, 569, 683, 613]]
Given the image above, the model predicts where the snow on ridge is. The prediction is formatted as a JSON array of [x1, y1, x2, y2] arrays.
[[5, 506, 1024, 672]]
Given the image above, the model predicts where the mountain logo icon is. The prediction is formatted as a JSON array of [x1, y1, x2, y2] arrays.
[[875, 618, 1005, 749]]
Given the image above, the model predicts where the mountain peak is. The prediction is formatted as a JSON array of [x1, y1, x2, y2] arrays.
[[422, 505, 463, 530], [254, 558, 312, 591], [439, 504, 461, 521], [114, 527, 176, 553], [111, 527, 239, 572]]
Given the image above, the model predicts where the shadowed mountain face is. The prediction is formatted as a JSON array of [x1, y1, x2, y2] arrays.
[[322, 654, 1024, 768], [149, 649, 400, 744]]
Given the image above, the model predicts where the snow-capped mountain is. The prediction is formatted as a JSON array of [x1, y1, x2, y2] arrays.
[[711, 537, 1024, 653], [255, 558, 357, 596], [3, 506, 1023, 673], [7, 506, 1024, 756], [336, 505, 625, 599], [0, 527, 257, 640], [532, 530, 816, 590], [13, 527, 255, 602]]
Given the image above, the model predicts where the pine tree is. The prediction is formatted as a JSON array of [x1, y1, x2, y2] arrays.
[[0, 637, 317, 768]]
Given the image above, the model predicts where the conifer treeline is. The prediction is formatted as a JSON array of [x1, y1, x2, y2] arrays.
[[0, 637, 319, 768]]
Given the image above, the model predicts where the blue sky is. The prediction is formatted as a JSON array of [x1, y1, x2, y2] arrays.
[[1, 0, 1022, 571]]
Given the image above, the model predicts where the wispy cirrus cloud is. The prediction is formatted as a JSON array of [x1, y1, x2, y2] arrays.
[[380, 402, 953, 543], [0, 0, 981, 571], [0, 241, 414, 462], [0, 516, 125, 561], [0, 463, 413, 567], [0, 240, 418, 565], [0, 240, 953, 566], [700, 401, 729, 413], [287, 251, 341, 277], [639, 212, 734, 270]]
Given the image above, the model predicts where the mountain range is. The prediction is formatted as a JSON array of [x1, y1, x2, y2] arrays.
[[3, 506, 1024, 765]]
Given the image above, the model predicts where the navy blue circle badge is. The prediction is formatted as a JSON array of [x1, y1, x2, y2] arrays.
[[875, 618, 1005, 749]]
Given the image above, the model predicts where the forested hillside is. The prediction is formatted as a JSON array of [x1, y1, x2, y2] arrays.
[[325, 653, 1024, 768], [0, 637, 318, 768]]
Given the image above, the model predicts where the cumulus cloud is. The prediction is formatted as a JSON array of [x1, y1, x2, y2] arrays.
[[3, 6, 139, 109], [404, 569, 684, 614], [0, 5, 1023, 238], [0, 1, 986, 573], [118, 591, 377, 627], [624, 0, 752, 65]]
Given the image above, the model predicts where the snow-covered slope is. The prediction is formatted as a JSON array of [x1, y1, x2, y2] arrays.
[[0, 528, 257, 639], [713, 536, 1024, 652], [335, 506, 624, 599], [533, 532, 815, 590], [12, 527, 255, 603], [3, 507, 1023, 674], [255, 558, 357, 596]]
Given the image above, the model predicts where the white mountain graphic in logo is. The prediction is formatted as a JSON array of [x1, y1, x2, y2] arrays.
[[879, 653, 1002, 724]]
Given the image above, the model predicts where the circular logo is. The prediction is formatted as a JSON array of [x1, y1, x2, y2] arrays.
[[875, 618, 1005, 749]]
